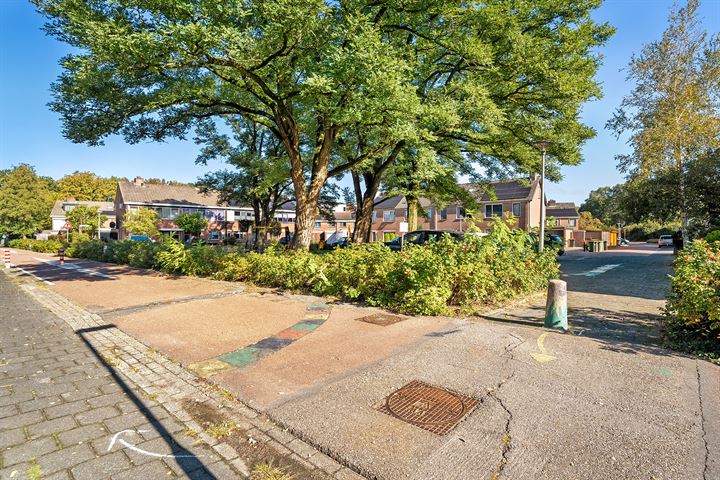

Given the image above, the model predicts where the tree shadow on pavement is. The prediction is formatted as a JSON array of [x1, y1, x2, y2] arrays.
[[75, 324, 216, 479], [481, 305, 687, 358]]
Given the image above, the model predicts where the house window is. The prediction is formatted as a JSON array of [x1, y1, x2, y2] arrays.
[[315, 221, 322, 228], [485, 204, 503, 218], [372, 231, 378, 242], [383, 210, 395, 222], [372, 211, 377, 223], [568, 218, 577, 227], [456, 207, 466, 218], [512, 203, 521, 217], [339, 222, 346, 227], [170, 208, 179, 218], [208, 231, 220, 240], [440, 208, 447, 220], [161, 207, 172, 219], [426, 208, 433, 219]]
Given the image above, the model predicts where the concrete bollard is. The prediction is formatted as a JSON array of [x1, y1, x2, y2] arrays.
[[3, 249, 10, 269], [58, 247, 65, 266], [544, 279, 568, 330]]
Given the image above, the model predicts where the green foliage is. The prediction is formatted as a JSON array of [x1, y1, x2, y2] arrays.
[[57, 171, 122, 201], [36, 0, 612, 249], [67, 221, 558, 315], [0, 164, 54, 237], [8, 238, 64, 253], [705, 230, 720, 243], [607, 0, 719, 241], [664, 240, 720, 362], [174, 212, 208, 236], [122, 208, 159, 237], [578, 211, 608, 231], [623, 221, 677, 242], [156, 238, 223, 276]]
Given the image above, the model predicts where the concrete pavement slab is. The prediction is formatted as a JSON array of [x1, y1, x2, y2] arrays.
[[112, 294, 308, 363], [213, 305, 455, 410]]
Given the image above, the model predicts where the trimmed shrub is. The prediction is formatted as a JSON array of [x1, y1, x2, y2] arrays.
[[664, 240, 720, 361], [8, 238, 64, 253]]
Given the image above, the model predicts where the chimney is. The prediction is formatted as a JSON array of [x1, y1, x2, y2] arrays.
[[547, 199, 556, 207], [134, 176, 144, 187]]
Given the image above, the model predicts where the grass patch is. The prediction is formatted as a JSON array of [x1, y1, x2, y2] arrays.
[[206, 420, 240, 439], [27, 458, 42, 480], [251, 462, 293, 480]]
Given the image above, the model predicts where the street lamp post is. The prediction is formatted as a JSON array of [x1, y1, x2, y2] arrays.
[[534, 140, 552, 253]]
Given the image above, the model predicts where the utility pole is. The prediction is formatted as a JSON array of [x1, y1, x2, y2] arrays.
[[534, 140, 552, 253]]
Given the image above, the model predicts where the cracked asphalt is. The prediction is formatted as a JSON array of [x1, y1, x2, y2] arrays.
[[262, 244, 719, 479]]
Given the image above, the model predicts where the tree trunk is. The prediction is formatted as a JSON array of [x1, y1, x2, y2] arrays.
[[290, 140, 334, 249], [407, 196, 419, 232], [349, 144, 404, 243], [679, 160, 689, 246], [354, 195, 378, 243]]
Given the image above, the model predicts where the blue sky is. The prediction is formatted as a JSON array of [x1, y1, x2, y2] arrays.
[[1, 0, 718, 205]]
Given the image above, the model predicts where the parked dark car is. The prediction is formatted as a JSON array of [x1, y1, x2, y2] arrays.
[[528, 232, 565, 256], [323, 237, 351, 250], [384, 230, 464, 251]]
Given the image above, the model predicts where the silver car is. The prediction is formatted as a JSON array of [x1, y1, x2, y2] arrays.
[[658, 235, 673, 248]]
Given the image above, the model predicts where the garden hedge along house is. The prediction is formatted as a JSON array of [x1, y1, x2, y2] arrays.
[[114, 177, 296, 242]]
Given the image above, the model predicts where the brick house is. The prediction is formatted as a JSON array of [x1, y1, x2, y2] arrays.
[[546, 200, 580, 229], [370, 178, 544, 240], [115, 177, 295, 242]]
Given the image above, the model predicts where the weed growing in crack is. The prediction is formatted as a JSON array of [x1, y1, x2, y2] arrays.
[[251, 462, 293, 480], [206, 420, 240, 439]]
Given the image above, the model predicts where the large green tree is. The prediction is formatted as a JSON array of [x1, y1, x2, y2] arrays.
[[36, 0, 418, 249], [607, 0, 720, 244], [58, 171, 123, 201], [339, 0, 614, 241], [36, 0, 612, 249], [0, 164, 54, 237]]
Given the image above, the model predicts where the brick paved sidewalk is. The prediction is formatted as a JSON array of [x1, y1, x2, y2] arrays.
[[0, 271, 359, 480]]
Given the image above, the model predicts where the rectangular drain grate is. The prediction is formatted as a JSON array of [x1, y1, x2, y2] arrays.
[[357, 313, 406, 326], [377, 380, 479, 435]]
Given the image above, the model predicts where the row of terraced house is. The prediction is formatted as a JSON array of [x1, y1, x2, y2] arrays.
[[46, 176, 586, 247]]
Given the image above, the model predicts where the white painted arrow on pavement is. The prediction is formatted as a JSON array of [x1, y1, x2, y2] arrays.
[[107, 430, 200, 458]]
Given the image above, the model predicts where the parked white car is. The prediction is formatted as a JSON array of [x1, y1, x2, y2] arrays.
[[658, 235, 673, 248]]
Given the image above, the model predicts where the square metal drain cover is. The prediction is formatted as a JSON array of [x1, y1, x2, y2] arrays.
[[357, 313, 406, 326], [377, 380, 479, 435]]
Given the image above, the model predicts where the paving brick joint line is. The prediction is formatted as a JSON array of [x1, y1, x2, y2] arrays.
[[1, 270, 359, 479]]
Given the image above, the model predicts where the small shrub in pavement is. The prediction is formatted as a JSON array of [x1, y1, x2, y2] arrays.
[[8, 238, 64, 253], [664, 240, 720, 362]]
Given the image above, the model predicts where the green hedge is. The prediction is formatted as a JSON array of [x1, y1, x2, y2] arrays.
[[67, 221, 559, 316], [7, 238, 64, 253], [664, 240, 720, 362]]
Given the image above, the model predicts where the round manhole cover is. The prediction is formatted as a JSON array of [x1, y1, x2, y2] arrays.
[[385, 384, 467, 427]]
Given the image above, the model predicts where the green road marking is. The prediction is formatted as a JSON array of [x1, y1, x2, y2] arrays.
[[289, 322, 320, 331], [219, 347, 262, 367], [655, 367, 673, 377]]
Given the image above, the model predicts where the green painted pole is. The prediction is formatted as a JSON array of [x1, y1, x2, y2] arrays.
[[544, 279, 568, 330]]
